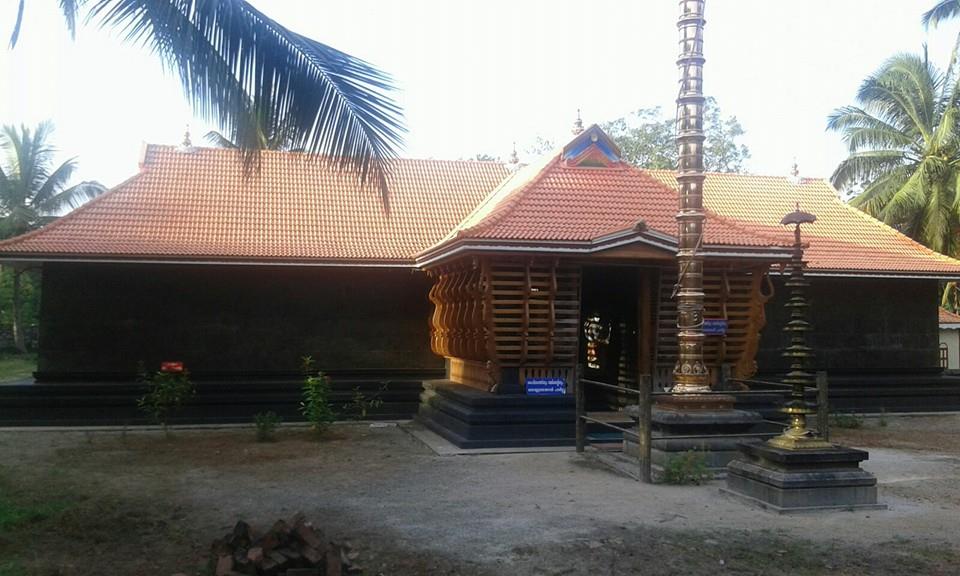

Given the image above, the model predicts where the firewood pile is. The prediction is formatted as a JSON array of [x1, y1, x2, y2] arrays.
[[208, 514, 362, 576]]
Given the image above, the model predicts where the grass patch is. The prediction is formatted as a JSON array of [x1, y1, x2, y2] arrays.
[[0, 353, 35, 383], [830, 413, 864, 429], [661, 450, 711, 485], [0, 490, 73, 532]]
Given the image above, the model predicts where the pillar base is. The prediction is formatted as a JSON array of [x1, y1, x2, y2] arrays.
[[723, 442, 884, 513], [624, 404, 763, 475]]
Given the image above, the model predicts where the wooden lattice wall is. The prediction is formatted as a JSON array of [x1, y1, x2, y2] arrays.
[[428, 258, 581, 390], [656, 264, 773, 383]]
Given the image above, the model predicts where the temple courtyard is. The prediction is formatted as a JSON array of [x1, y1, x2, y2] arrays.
[[1, 416, 959, 576]]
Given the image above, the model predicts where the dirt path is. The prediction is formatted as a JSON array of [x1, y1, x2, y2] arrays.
[[1, 417, 959, 575]]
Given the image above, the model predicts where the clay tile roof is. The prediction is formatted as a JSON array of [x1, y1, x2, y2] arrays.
[[940, 307, 960, 325], [0, 145, 510, 264], [647, 170, 960, 277], [434, 154, 790, 250]]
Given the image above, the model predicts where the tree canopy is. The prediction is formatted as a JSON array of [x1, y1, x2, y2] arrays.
[[601, 98, 751, 172]]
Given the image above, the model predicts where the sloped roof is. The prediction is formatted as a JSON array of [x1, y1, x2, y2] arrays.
[[647, 171, 960, 277], [940, 307, 960, 326], [0, 146, 510, 264], [2, 129, 960, 278], [424, 154, 789, 255]]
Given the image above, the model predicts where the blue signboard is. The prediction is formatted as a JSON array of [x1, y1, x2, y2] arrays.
[[526, 378, 567, 396], [703, 318, 728, 336]]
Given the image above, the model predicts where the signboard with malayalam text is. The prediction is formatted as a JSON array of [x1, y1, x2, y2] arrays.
[[525, 378, 567, 396], [703, 318, 728, 336]]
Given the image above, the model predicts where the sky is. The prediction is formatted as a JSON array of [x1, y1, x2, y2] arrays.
[[1, 0, 959, 189]]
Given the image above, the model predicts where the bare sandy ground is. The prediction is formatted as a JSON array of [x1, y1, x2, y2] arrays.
[[1, 415, 959, 575]]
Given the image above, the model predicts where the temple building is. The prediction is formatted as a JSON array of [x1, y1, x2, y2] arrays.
[[2, 125, 959, 434]]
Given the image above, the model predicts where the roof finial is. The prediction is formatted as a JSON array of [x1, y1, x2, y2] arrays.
[[572, 109, 584, 135], [180, 124, 193, 151], [789, 158, 801, 184], [509, 142, 519, 165]]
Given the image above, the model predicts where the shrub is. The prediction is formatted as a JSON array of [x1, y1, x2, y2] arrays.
[[661, 450, 711, 485], [300, 356, 336, 434], [253, 411, 282, 442], [137, 367, 194, 436], [345, 383, 388, 420], [830, 413, 864, 429]]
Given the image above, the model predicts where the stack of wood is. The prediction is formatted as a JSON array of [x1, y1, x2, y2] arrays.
[[209, 514, 361, 576]]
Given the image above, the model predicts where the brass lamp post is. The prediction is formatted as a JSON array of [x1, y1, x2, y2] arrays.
[[768, 206, 832, 450]]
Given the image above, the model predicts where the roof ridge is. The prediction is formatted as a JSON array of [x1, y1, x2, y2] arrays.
[[144, 144, 510, 168], [452, 154, 562, 238], [0, 171, 144, 250]]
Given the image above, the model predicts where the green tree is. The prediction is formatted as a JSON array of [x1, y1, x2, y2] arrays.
[[9, 1, 404, 198], [828, 52, 960, 256], [601, 98, 750, 172], [601, 107, 676, 169], [0, 122, 105, 352]]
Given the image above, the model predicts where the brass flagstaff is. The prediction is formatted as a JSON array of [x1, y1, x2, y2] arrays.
[[673, 0, 710, 393]]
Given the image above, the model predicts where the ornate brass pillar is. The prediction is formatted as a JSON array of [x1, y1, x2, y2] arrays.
[[768, 206, 832, 449], [672, 0, 709, 393]]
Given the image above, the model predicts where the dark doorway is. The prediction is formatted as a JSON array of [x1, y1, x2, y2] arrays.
[[579, 266, 646, 411]]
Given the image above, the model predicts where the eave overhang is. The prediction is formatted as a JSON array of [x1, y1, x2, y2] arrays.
[[416, 228, 792, 269], [0, 254, 417, 269]]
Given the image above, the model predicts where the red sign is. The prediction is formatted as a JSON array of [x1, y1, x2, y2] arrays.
[[160, 361, 184, 373]]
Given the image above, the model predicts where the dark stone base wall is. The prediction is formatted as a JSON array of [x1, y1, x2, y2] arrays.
[[757, 276, 939, 374], [38, 263, 442, 378]]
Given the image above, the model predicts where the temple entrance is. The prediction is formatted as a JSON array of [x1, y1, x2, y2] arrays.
[[579, 265, 657, 412]]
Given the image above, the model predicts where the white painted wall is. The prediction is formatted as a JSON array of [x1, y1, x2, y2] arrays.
[[939, 328, 960, 370]]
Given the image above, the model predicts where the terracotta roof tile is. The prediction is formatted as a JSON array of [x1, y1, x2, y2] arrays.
[[0, 146, 510, 263], [940, 307, 960, 325], [444, 157, 789, 249], [647, 170, 960, 276]]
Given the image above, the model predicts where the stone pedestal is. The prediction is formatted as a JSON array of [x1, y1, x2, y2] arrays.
[[624, 404, 763, 475], [722, 442, 885, 513]]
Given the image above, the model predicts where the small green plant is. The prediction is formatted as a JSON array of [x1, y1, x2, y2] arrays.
[[253, 411, 282, 442], [661, 450, 711, 485], [137, 366, 195, 437], [878, 408, 888, 428], [345, 383, 388, 420], [830, 413, 864, 429], [300, 356, 336, 435]]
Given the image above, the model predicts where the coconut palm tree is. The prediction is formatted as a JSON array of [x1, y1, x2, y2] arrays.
[[8, 1, 404, 199], [0, 121, 106, 352], [924, 1, 960, 28], [828, 52, 960, 256]]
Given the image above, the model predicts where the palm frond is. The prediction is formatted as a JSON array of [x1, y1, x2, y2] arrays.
[[203, 130, 239, 149], [831, 150, 908, 191], [848, 164, 912, 215], [32, 158, 79, 210], [8, 0, 83, 47], [8, 0, 25, 47], [60, 0, 83, 39], [87, 0, 405, 200], [43, 180, 106, 212], [923, 0, 960, 28]]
